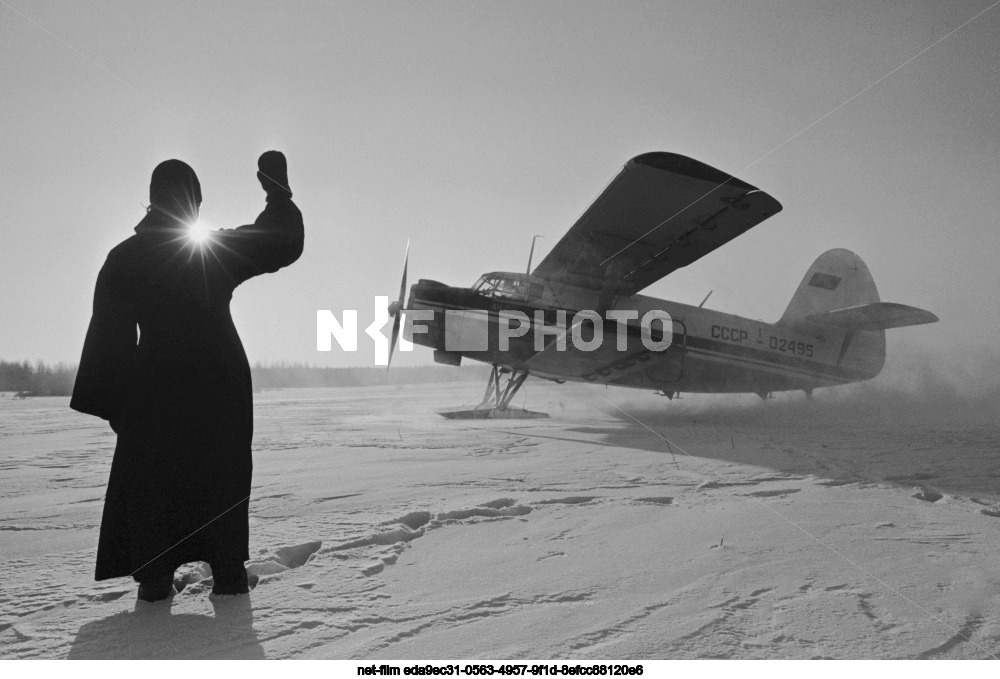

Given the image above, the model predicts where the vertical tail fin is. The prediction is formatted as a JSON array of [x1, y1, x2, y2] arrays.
[[779, 248, 880, 322], [780, 249, 885, 377]]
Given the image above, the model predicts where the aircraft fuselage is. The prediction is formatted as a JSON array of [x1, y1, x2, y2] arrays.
[[404, 277, 885, 397]]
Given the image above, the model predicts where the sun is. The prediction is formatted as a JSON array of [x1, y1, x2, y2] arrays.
[[188, 219, 212, 244]]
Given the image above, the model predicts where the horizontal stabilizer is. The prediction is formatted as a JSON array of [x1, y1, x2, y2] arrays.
[[804, 302, 939, 331]]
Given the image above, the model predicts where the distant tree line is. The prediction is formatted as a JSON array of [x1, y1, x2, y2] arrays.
[[250, 361, 489, 390], [0, 359, 487, 397], [0, 360, 77, 396]]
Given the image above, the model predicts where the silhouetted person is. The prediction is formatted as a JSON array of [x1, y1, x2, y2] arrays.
[[71, 152, 303, 601]]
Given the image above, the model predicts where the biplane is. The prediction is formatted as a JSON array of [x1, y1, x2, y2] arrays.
[[386, 152, 937, 418]]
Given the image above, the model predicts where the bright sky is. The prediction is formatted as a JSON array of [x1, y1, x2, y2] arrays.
[[3, 1, 998, 368]]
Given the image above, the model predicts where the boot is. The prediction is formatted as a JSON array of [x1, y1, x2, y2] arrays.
[[210, 562, 258, 596], [137, 572, 176, 602]]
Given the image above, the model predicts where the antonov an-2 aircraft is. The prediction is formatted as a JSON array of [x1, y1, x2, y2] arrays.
[[386, 152, 938, 418]]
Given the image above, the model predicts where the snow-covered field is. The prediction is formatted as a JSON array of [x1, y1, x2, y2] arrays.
[[2, 380, 999, 659]]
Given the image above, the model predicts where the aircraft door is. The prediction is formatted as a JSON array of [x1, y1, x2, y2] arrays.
[[644, 319, 686, 384]]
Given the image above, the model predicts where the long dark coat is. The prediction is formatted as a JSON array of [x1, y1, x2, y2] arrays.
[[71, 195, 303, 581]]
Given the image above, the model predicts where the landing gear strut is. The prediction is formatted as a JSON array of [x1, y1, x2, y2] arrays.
[[655, 390, 682, 400], [479, 365, 529, 410], [439, 364, 549, 419]]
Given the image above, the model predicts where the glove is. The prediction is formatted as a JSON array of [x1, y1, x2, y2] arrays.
[[257, 150, 291, 198]]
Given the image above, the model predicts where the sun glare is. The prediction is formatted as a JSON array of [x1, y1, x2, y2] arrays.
[[188, 220, 212, 244]]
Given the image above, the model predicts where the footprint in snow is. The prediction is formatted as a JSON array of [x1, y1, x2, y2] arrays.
[[246, 541, 323, 579]]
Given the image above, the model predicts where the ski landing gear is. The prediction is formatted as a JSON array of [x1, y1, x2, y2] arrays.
[[439, 364, 548, 419]]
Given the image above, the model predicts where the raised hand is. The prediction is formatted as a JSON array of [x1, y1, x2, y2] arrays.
[[257, 150, 291, 198]]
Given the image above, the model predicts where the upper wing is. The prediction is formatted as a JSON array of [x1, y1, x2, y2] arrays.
[[531, 152, 782, 295]]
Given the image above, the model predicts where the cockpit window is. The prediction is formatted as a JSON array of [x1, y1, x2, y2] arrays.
[[472, 275, 541, 302], [495, 278, 526, 299], [472, 275, 497, 293]]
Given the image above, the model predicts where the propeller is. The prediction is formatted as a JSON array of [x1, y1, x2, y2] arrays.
[[386, 240, 409, 373]]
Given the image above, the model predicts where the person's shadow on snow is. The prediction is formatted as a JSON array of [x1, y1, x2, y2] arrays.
[[67, 594, 265, 659]]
